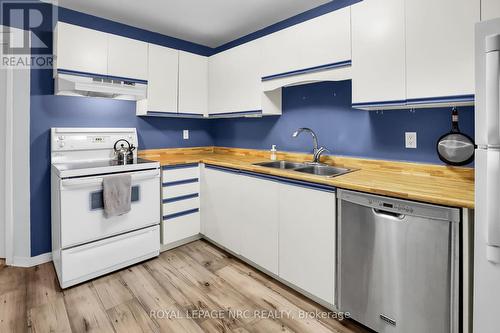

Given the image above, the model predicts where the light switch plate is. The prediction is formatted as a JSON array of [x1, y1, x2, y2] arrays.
[[405, 132, 417, 149], [183, 130, 189, 140]]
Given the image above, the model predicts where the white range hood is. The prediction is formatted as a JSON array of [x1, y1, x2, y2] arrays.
[[261, 64, 352, 92], [261, 62, 352, 115], [55, 73, 147, 101]]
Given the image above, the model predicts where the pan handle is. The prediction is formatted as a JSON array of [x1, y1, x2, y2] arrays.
[[451, 107, 459, 133]]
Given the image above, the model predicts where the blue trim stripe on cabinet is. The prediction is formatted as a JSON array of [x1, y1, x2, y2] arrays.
[[57, 69, 148, 84], [162, 178, 199, 187], [261, 60, 352, 81], [352, 99, 407, 108], [211, 0, 362, 55], [239, 170, 336, 193], [163, 193, 199, 203], [205, 165, 242, 174], [162, 163, 199, 170], [141, 111, 206, 119], [205, 164, 336, 193], [163, 208, 199, 220], [353, 95, 475, 109], [406, 94, 475, 105], [209, 110, 264, 118]]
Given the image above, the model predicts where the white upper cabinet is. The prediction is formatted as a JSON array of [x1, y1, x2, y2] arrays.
[[405, 0, 479, 101], [351, 0, 406, 106], [55, 22, 148, 81], [54, 22, 108, 75], [107, 34, 148, 80], [145, 44, 179, 113], [482, 0, 500, 20], [261, 7, 351, 78], [178, 51, 208, 115], [208, 40, 263, 114]]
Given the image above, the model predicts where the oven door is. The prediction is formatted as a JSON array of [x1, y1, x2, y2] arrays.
[[59, 169, 160, 248]]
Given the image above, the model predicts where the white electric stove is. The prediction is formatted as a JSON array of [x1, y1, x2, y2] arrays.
[[50, 128, 161, 288]]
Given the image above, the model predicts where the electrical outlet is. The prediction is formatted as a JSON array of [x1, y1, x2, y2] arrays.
[[405, 132, 417, 149], [183, 130, 189, 140]]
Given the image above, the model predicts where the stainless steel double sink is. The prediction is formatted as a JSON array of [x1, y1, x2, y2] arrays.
[[253, 160, 354, 177]]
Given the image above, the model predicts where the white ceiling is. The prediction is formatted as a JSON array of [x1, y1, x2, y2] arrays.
[[50, 0, 332, 48]]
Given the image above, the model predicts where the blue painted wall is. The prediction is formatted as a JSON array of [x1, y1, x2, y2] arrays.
[[30, 96, 212, 255], [28, 2, 213, 256], [3, 1, 475, 256], [211, 81, 474, 164]]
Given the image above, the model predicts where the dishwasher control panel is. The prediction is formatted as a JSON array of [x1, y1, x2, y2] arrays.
[[368, 199, 415, 214], [339, 189, 460, 222]]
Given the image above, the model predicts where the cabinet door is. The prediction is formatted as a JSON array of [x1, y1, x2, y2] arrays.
[[261, 7, 351, 77], [200, 167, 242, 254], [279, 184, 336, 306], [179, 51, 208, 115], [108, 34, 148, 80], [208, 40, 262, 114], [351, 0, 406, 105], [405, 0, 479, 100], [239, 174, 279, 275], [147, 44, 179, 113], [482, 0, 500, 20], [54, 22, 108, 75]]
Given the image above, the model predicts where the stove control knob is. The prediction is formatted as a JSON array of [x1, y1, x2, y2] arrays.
[[58, 142, 65, 148]]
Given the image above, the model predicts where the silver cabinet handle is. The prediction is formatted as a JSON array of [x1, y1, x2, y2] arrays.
[[61, 169, 159, 189]]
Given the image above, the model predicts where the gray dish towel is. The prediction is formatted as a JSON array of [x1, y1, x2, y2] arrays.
[[103, 174, 132, 218]]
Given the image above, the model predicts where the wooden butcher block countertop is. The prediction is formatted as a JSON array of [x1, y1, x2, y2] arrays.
[[139, 147, 475, 209]]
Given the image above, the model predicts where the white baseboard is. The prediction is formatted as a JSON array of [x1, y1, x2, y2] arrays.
[[12, 252, 52, 267]]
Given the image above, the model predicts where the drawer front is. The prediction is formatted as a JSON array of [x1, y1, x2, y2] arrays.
[[162, 165, 199, 183], [163, 196, 200, 217], [162, 211, 200, 245], [61, 225, 159, 287], [162, 181, 199, 199]]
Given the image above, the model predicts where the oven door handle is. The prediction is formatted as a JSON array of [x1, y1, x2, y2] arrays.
[[60, 169, 159, 190]]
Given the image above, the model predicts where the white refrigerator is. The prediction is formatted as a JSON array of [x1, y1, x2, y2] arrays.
[[474, 17, 500, 333]]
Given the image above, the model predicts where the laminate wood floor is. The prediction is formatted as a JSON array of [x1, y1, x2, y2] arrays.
[[0, 240, 369, 333]]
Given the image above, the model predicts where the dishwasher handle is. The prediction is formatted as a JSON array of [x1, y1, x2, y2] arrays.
[[373, 208, 406, 220]]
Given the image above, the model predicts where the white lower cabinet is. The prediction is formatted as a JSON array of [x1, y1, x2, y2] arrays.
[[200, 165, 336, 307], [201, 166, 243, 254], [278, 183, 336, 306], [238, 173, 279, 275]]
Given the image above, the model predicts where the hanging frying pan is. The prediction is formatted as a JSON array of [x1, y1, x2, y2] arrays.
[[436, 107, 475, 166]]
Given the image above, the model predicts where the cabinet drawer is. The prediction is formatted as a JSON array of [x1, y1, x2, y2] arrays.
[[163, 197, 200, 216], [162, 165, 199, 182], [60, 225, 159, 288], [162, 181, 199, 199], [162, 211, 200, 245]]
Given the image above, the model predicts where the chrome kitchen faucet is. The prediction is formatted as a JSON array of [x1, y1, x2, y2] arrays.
[[291, 128, 330, 163]]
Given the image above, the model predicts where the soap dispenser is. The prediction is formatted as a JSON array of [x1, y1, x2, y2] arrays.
[[270, 145, 277, 161]]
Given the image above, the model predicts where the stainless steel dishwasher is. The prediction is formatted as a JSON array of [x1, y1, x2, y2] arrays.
[[337, 190, 460, 333]]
